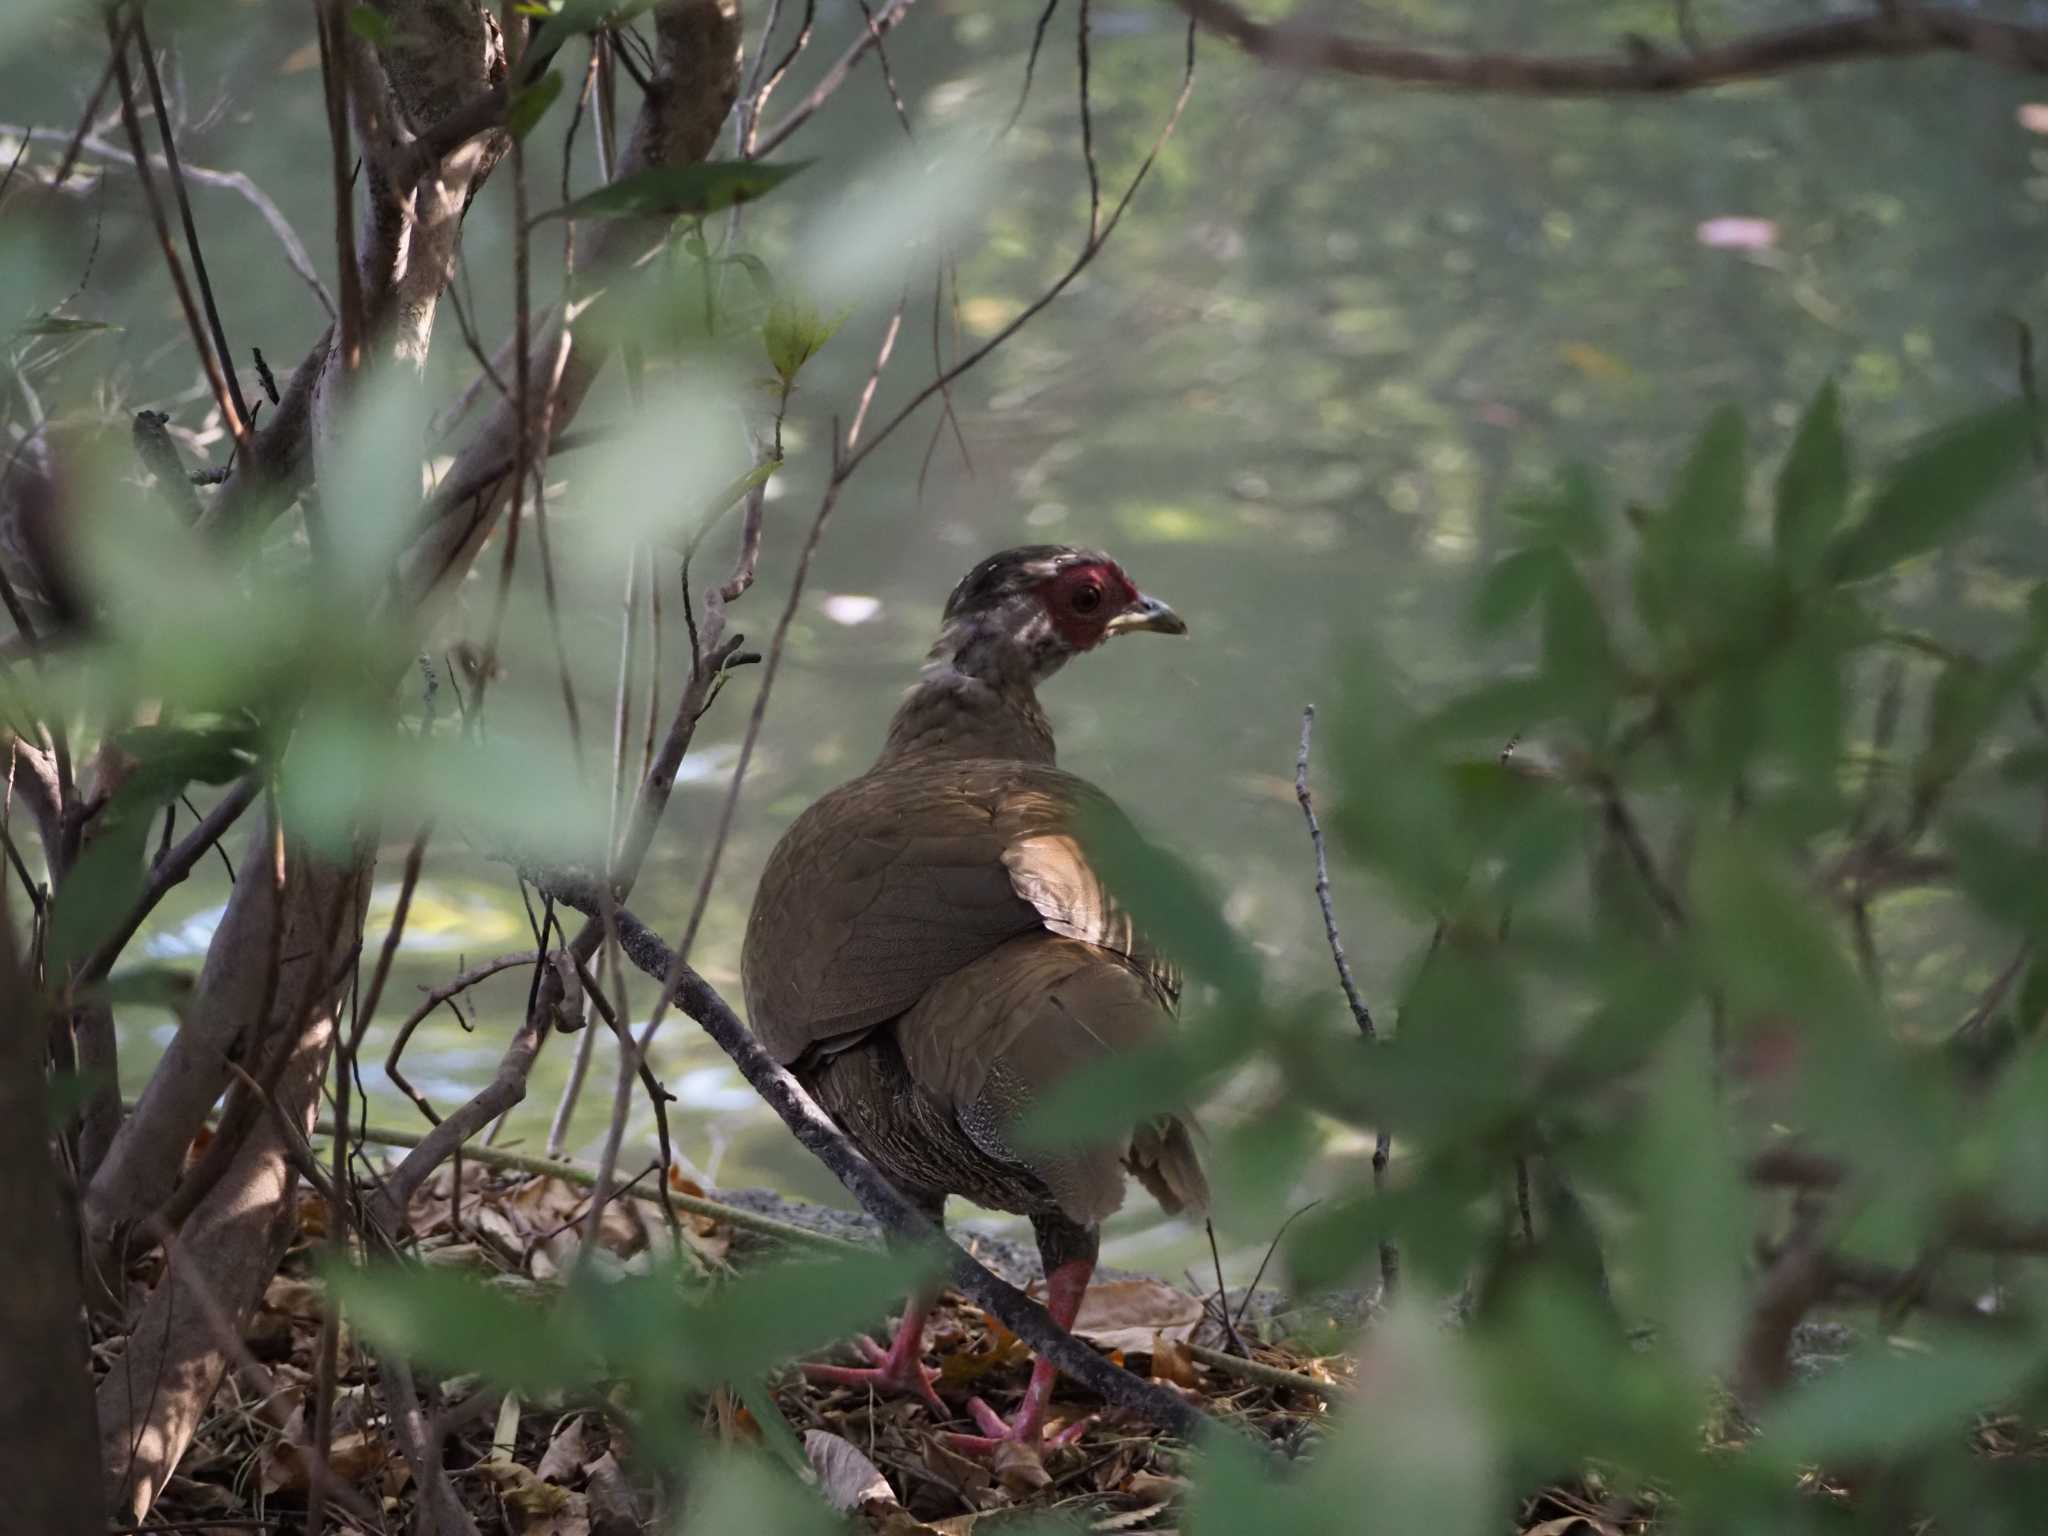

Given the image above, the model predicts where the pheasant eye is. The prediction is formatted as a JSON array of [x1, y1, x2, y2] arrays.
[[1070, 583, 1103, 615]]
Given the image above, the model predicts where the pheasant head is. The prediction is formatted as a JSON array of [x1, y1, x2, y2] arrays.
[[883, 545, 1185, 765]]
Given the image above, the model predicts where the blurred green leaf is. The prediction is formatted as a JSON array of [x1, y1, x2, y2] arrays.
[[536, 160, 810, 223], [525, 0, 661, 66], [762, 295, 848, 386], [1503, 464, 1605, 559], [1468, 544, 1567, 635], [1540, 560, 1619, 739], [1669, 404, 1748, 549], [1763, 1331, 2045, 1459], [504, 69, 564, 142], [330, 1263, 595, 1393], [1302, 1303, 1500, 1536], [1689, 826, 1864, 1034], [1073, 797, 1261, 1005], [347, 3, 391, 44], [1627, 1019, 1749, 1378], [1773, 379, 1849, 578], [1945, 812, 2048, 936], [1826, 402, 2034, 582], [12, 314, 118, 338]]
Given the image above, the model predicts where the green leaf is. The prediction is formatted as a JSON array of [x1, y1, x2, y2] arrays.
[[1763, 1331, 2043, 1459], [1945, 812, 2048, 936], [526, 0, 661, 68], [1539, 560, 1618, 739], [1826, 401, 2035, 583], [346, 3, 391, 44], [1689, 827, 1864, 1036], [329, 1262, 597, 1393], [1071, 797, 1261, 1006], [1669, 404, 1748, 550], [504, 69, 564, 142], [1468, 545, 1566, 635], [1626, 1020, 1749, 1378], [87, 966, 195, 1009], [534, 160, 810, 223], [762, 295, 848, 385], [13, 315, 118, 338], [1503, 465, 1605, 558], [1773, 380, 1849, 577]]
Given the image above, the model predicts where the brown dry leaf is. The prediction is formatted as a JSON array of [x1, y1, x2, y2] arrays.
[[1523, 1520, 1619, 1536], [804, 1429, 895, 1512], [263, 1276, 326, 1321], [1055, 1278, 1203, 1355], [927, 1516, 984, 1536], [1093, 1503, 1170, 1531], [918, 1435, 993, 1501], [536, 1415, 592, 1484], [1124, 1470, 1184, 1498], [509, 1175, 589, 1230], [583, 1450, 644, 1536], [259, 1427, 387, 1495], [484, 1461, 592, 1536], [1149, 1336, 1200, 1390], [992, 1438, 1051, 1496]]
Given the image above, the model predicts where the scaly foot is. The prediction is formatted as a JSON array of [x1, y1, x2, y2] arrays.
[[803, 1332, 949, 1420], [942, 1392, 1090, 1457]]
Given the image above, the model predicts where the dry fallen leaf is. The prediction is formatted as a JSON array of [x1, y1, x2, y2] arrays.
[[1149, 1336, 1200, 1390], [992, 1438, 1051, 1496], [484, 1461, 592, 1536], [1055, 1278, 1203, 1355], [1093, 1502, 1170, 1531], [804, 1429, 895, 1511], [583, 1450, 644, 1536], [536, 1414, 592, 1484], [1522, 1519, 1619, 1536]]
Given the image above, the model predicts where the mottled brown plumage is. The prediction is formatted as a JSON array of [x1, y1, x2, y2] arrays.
[[741, 545, 1205, 1451]]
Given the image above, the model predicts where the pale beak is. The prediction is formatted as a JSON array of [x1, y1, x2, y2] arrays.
[[1105, 592, 1188, 637]]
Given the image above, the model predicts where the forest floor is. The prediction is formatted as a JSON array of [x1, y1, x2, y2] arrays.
[[108, 1151, 1654, 1536]]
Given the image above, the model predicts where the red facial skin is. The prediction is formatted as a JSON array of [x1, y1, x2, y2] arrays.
[[1035, 562, 1137, 650]]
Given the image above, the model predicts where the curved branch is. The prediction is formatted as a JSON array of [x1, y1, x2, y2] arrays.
[[542, 890, 1214, 1444], [1173, 0, 2048, 94]]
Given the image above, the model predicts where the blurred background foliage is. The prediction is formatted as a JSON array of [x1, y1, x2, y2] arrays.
[[13, 0, 2048, 1527]]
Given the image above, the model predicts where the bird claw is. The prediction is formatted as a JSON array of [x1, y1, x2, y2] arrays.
[[802, 1340, 949, 1420], [940, 1395, 1091, 1458]]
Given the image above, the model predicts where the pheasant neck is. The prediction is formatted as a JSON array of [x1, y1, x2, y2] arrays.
[[876, 655, 1058, 767]]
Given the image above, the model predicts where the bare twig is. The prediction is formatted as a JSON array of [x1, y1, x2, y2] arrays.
[[1294, 706, 1396, 1300], [107, 18, 249, 454], [76, 776, 261, 984], [1174, 0, 2048, 94], [1294, 706, 1374, 1038], [133, 8, 253, 434], [554, 895, 1216, 1442], [752, 0, 917, 157]]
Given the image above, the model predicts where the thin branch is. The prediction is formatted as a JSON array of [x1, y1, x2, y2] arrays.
[[1003, 0, 1063, 136], [76, 776, 260, 984], [313, 0, 364, 372], [106, 18, 250, 454], [1173, 0, 2048, 94], [133, 8, 253, 435], [551, 894, 1216, 1443], [1294, 706, 1395, 1301], [1294, 706, 1374, 1038], [752, 0, 917, 158], [835, 12, 1198, 486]]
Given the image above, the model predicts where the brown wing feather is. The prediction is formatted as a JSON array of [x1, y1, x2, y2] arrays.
[[894, 933, 1207, 1225], [741, 757, 1170, 1063]]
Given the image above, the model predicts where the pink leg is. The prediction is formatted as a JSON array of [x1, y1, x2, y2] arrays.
[[946, 1257, 1094, 1456], [802, 1298, 949, 1418]]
